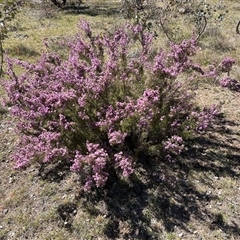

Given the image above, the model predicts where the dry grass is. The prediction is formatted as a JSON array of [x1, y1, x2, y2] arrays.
[[1, 0, 240, 239]]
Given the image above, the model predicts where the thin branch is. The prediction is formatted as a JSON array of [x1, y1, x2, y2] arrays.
[[195, 15, 207, 42], [159, 16, 173, 42], [236, 20, 240, 34], [0, 38, 3, 77]]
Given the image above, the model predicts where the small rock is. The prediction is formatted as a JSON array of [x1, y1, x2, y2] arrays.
[[8, 177, 13, 183], [178, 233, 184, 237], [179, 8, 186, 14], [64, 221, 71, 228], [3, 209, 8, 214]]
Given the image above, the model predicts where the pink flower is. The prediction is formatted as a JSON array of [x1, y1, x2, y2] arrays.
[[114, 152, 134, 177], [220, 57, 235, 74], [108, 130, 127, 146]]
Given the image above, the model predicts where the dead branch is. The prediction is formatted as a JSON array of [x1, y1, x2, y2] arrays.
[[195, 15, 207, 41], [236, 20, 240, 34]]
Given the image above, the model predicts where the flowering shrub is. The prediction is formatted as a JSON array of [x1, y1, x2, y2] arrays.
[[4, 20, 219, 191], [219, 77, 240, 92], [219, 57, 235, 76], [216, 57, 240, 92]]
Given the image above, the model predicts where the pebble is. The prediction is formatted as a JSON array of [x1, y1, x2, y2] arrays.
[[62, 194, 67, 199], [206, 191, 212, 195], [178, 233, 184, 237], [8, 177, 14, 184], [3, 209, 8, 214], [178, 8, 186, 14]]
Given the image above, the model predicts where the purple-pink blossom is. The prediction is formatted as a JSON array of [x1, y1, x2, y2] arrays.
[[114, 152, 134, 177], [220, 57, 235, 75], [163, 135, 184, 156]]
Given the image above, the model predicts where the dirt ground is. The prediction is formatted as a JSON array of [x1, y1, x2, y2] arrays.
[[0, 1, 240, 239]]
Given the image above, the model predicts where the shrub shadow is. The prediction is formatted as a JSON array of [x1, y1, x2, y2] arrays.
[[38, 160, 71, 182], [57, 202, 78, 229], [78, 113, 240, 239], [180, 114, 240, 178]]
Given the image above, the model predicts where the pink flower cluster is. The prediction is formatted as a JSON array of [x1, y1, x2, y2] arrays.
[[108, 130, 127, 146], [219, 77, 240, 92], [114, 152, 134, 177], [219, 57, 235, 75], [71, 142, 109, 191], [163, 135, 184, 156], [191, 105, 218, 132]]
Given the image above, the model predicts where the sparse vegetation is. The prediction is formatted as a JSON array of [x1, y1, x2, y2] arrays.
[[0, 0, 240, 239], [0, 0, 24, 75]]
